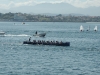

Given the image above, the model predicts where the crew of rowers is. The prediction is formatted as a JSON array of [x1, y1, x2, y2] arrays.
[[28, 36, 64, 45], [34, 40, 63, 44]]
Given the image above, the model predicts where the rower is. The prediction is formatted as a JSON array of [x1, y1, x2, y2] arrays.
[[29, 37, 31, 41], [35, 31, 37, 34]]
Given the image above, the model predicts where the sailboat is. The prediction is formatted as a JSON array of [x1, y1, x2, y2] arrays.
[[94, 26, 97, 31], [87, 26, 90, 31], [80, 25, 84, 31]]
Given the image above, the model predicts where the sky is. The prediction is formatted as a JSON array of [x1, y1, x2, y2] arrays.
[[0, 0, 100, 9]]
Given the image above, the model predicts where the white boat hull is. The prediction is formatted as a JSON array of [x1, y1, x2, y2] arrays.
[[0, 32, 5, 35], [33, 33, 46, 37]]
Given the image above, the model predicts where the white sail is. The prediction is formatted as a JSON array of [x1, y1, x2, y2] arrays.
[[87, 26, 90, 31], [94, 26, 97, 31], [80, 25, 84, 31]]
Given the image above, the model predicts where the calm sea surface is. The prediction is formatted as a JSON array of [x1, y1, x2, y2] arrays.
[[0, 22, 100, 75]]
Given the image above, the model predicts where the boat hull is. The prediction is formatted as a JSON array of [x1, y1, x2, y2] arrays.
[[0, 32, 5, 35], [33, 33, 46, 37], [23, 40, 70, 46]]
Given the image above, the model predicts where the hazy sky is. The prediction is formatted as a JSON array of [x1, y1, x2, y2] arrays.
[[0, 0, 100, 9]]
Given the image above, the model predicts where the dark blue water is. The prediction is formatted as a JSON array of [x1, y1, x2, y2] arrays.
[[0, 22, 100, 75]]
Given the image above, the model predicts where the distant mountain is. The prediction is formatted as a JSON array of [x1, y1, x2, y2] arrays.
[[10, 3, 77, 14], [1, 3, 100, 16]]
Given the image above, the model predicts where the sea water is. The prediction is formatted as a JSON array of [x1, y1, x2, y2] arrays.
[[0, 22, 100, 75]]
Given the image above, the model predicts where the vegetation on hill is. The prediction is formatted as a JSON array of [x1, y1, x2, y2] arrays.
[[0, 12, 100, 22]]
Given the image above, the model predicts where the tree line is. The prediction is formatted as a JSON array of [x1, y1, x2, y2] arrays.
[[0, 12, 100, 22]]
